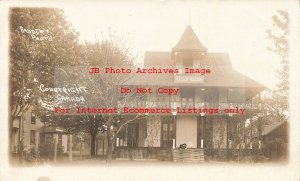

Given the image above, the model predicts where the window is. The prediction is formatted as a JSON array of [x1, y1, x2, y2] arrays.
[[127, 123, 138, 147], [180, 88, 195, 108], [181, 59, 193, 75], [183, 58, 193, 67], [30, 130, 36, 145], [161, 117, 175, 148], [31, 111, 36, 124], [204, 88, 219, 107]]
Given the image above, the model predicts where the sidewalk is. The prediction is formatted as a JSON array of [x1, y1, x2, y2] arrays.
[[11, 156, 274, 167]]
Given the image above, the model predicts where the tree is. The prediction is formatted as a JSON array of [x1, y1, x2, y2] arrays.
[[9, 8, 80, 160], [76, 38, 146, 161], [11, 8, 144, 162], [266, 10, 289, 97], [264, 10, 289, 119], [252, 10, 290, 160], [39, 34, 146, 160]]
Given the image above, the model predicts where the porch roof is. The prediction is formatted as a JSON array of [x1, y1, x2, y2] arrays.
[[262, 121, 287, 136], [41, 126, 67, 134]]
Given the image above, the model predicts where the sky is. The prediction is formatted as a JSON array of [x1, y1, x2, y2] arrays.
[[63, 1, 291, 90]]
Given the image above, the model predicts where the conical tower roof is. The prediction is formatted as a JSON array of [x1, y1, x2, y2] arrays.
[[173, 25, 207, 52]]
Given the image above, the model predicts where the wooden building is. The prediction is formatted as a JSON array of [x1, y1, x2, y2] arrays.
[[115, 26, 266, 162], [11, 106, 70, 160], [11, 107, 44, 155], [262, 121, 288, 161]]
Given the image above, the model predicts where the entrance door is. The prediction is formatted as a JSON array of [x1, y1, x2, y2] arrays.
[[161, 119, 174, 148], [127, 123, 139, 148], [197, 116, 213, 149]]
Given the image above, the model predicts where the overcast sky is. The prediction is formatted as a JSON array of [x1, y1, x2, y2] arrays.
[[63, 1, 292, 90]]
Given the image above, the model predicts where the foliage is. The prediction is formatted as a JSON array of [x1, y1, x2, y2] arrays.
[[10, 8, 81, 118], [38, 142, 64, 160], [265, 10, 289, 99], [9, 8, 81, 160], [260, 10, 289, 131]]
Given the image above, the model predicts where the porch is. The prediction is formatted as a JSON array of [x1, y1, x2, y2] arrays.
[[115, 147, 173, 161], [114, 114, 263, 162], [114, 147, 205, 163], [114, 147, 263, 162]]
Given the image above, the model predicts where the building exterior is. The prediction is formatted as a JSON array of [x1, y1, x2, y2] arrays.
[[11, 106, 44, 155], [115, 26, 265, 161], [11, 106, 70, 159], [261, 121, 288, 161]]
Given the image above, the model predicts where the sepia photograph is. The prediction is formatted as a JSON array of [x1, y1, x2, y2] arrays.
[[0, 1, 300, 181]]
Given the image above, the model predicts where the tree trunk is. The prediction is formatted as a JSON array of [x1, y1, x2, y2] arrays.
[[69, 134, 73, 161], [9, 111, 13, 161], [18, 116, 22, 163], [106, 120, 113, 163], [80, 141, 82, 160], [18, 113, 25, 164], [90, 132, 97, 157]]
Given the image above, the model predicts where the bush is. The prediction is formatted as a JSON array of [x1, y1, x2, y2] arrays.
[[39, 142, 64, 160], [25, 148, 39, 162]]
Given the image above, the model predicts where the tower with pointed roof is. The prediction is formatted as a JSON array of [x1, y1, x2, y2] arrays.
[[173, 25, 207, 52], [172, 25, 207, 69]]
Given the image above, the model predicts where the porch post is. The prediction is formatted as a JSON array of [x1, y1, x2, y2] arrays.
[[171, 110, 177, 149], [226, 116, 229, 150], [201, 115, 204, 149]]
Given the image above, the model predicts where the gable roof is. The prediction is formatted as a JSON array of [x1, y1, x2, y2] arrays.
[[172, 25, 207, 52]]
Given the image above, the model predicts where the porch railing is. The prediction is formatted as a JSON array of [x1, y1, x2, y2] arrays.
[[204, 148, 264, 162], [115, 147, 172, 161], [114, 147, 265, 162]]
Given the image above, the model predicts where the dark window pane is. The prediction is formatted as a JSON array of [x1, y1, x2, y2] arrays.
[[31, 111, 36, 124]]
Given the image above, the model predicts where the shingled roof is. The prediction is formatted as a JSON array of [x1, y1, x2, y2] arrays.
[[127, 52, 264, 90], [172, 25, 207, 52]]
